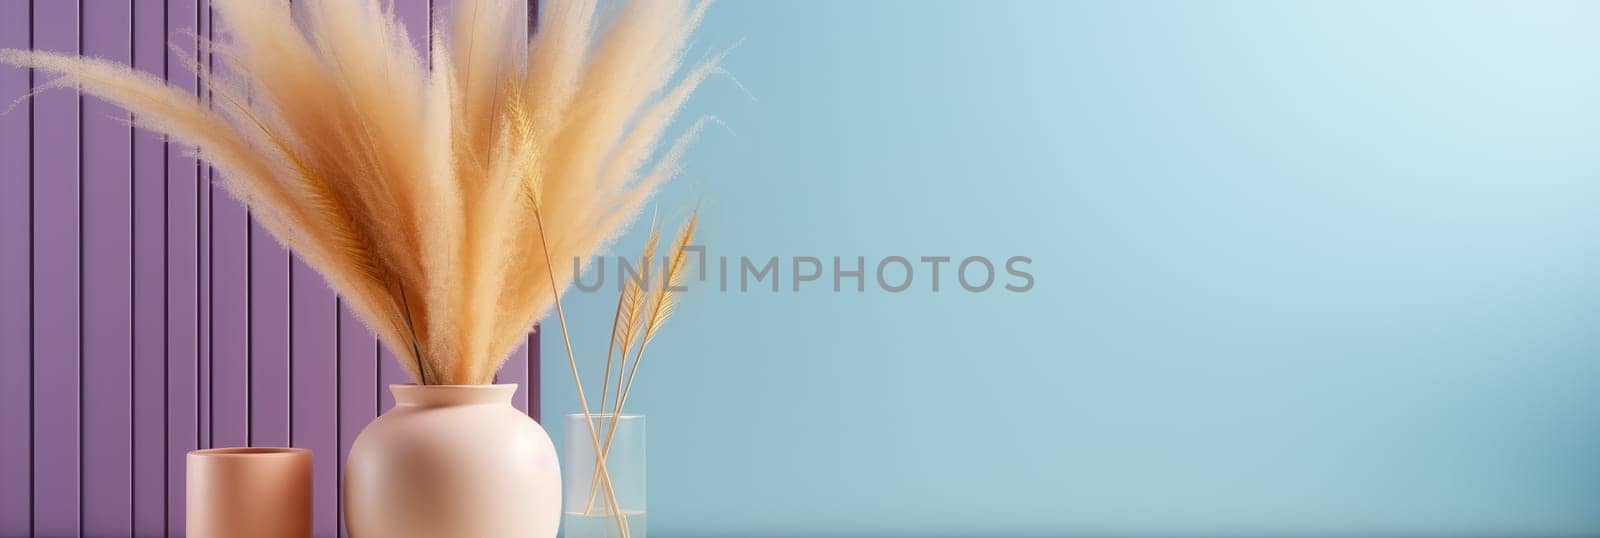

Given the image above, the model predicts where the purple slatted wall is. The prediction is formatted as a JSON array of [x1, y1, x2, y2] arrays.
[[0, 1, 541, 536]]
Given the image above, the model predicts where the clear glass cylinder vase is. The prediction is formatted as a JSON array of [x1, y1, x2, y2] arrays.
[[564, 413, 645, 537]]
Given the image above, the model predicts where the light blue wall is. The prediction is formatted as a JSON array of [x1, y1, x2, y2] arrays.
[[544, 1, 1600, 535]]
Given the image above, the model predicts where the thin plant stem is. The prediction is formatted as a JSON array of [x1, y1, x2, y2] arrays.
[[597, 282, 628, 415], [396, 283, 430, 385], [583, 286, 629, 515], [530, 197, 631, 538], [613, 343, 628, 412], [583, 324, 654, 513], [582, 326, 635, 515]]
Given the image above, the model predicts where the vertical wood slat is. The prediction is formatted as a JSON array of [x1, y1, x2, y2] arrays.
[[196, 0, 214, 456], [244, 0, 291, 450], [525, 0, 543, 428], [501, 343, 531, 413], [378, 346, 404, 412], [208, 0, 251, 452], [249, 208, 291, 447], [165, 0, 202, 532], [2, 2, 542, 535], [81, 1, 136, 535], [291, 260, 338, 538], [529, 332, 540, 422], [31, 0, 81, 535], [335, 308, 376, 538], [0, 1, 32, 535], [132, 0, 171, 533]]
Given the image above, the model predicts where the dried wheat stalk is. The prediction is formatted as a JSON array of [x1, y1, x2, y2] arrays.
[[582, 211, 697, 515]]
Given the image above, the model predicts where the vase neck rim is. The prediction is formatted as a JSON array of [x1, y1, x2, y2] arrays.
[[389, 384, 515, 407]]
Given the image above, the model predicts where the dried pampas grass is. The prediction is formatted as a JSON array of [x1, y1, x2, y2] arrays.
[[1, 0, 718, 384]]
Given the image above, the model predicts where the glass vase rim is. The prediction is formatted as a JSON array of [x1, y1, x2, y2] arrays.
[[566, 411, 645, 419]]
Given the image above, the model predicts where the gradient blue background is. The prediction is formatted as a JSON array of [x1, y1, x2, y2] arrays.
[[544, 1, 1600, 535]]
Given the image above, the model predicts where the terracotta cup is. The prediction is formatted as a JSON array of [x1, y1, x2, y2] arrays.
[[187, 447, 312, 538]]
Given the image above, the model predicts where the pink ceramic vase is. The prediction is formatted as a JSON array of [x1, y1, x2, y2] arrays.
[[344, 384, 561, 537]]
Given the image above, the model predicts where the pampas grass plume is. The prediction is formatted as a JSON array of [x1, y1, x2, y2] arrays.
[[0, 0, 717, 384]]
